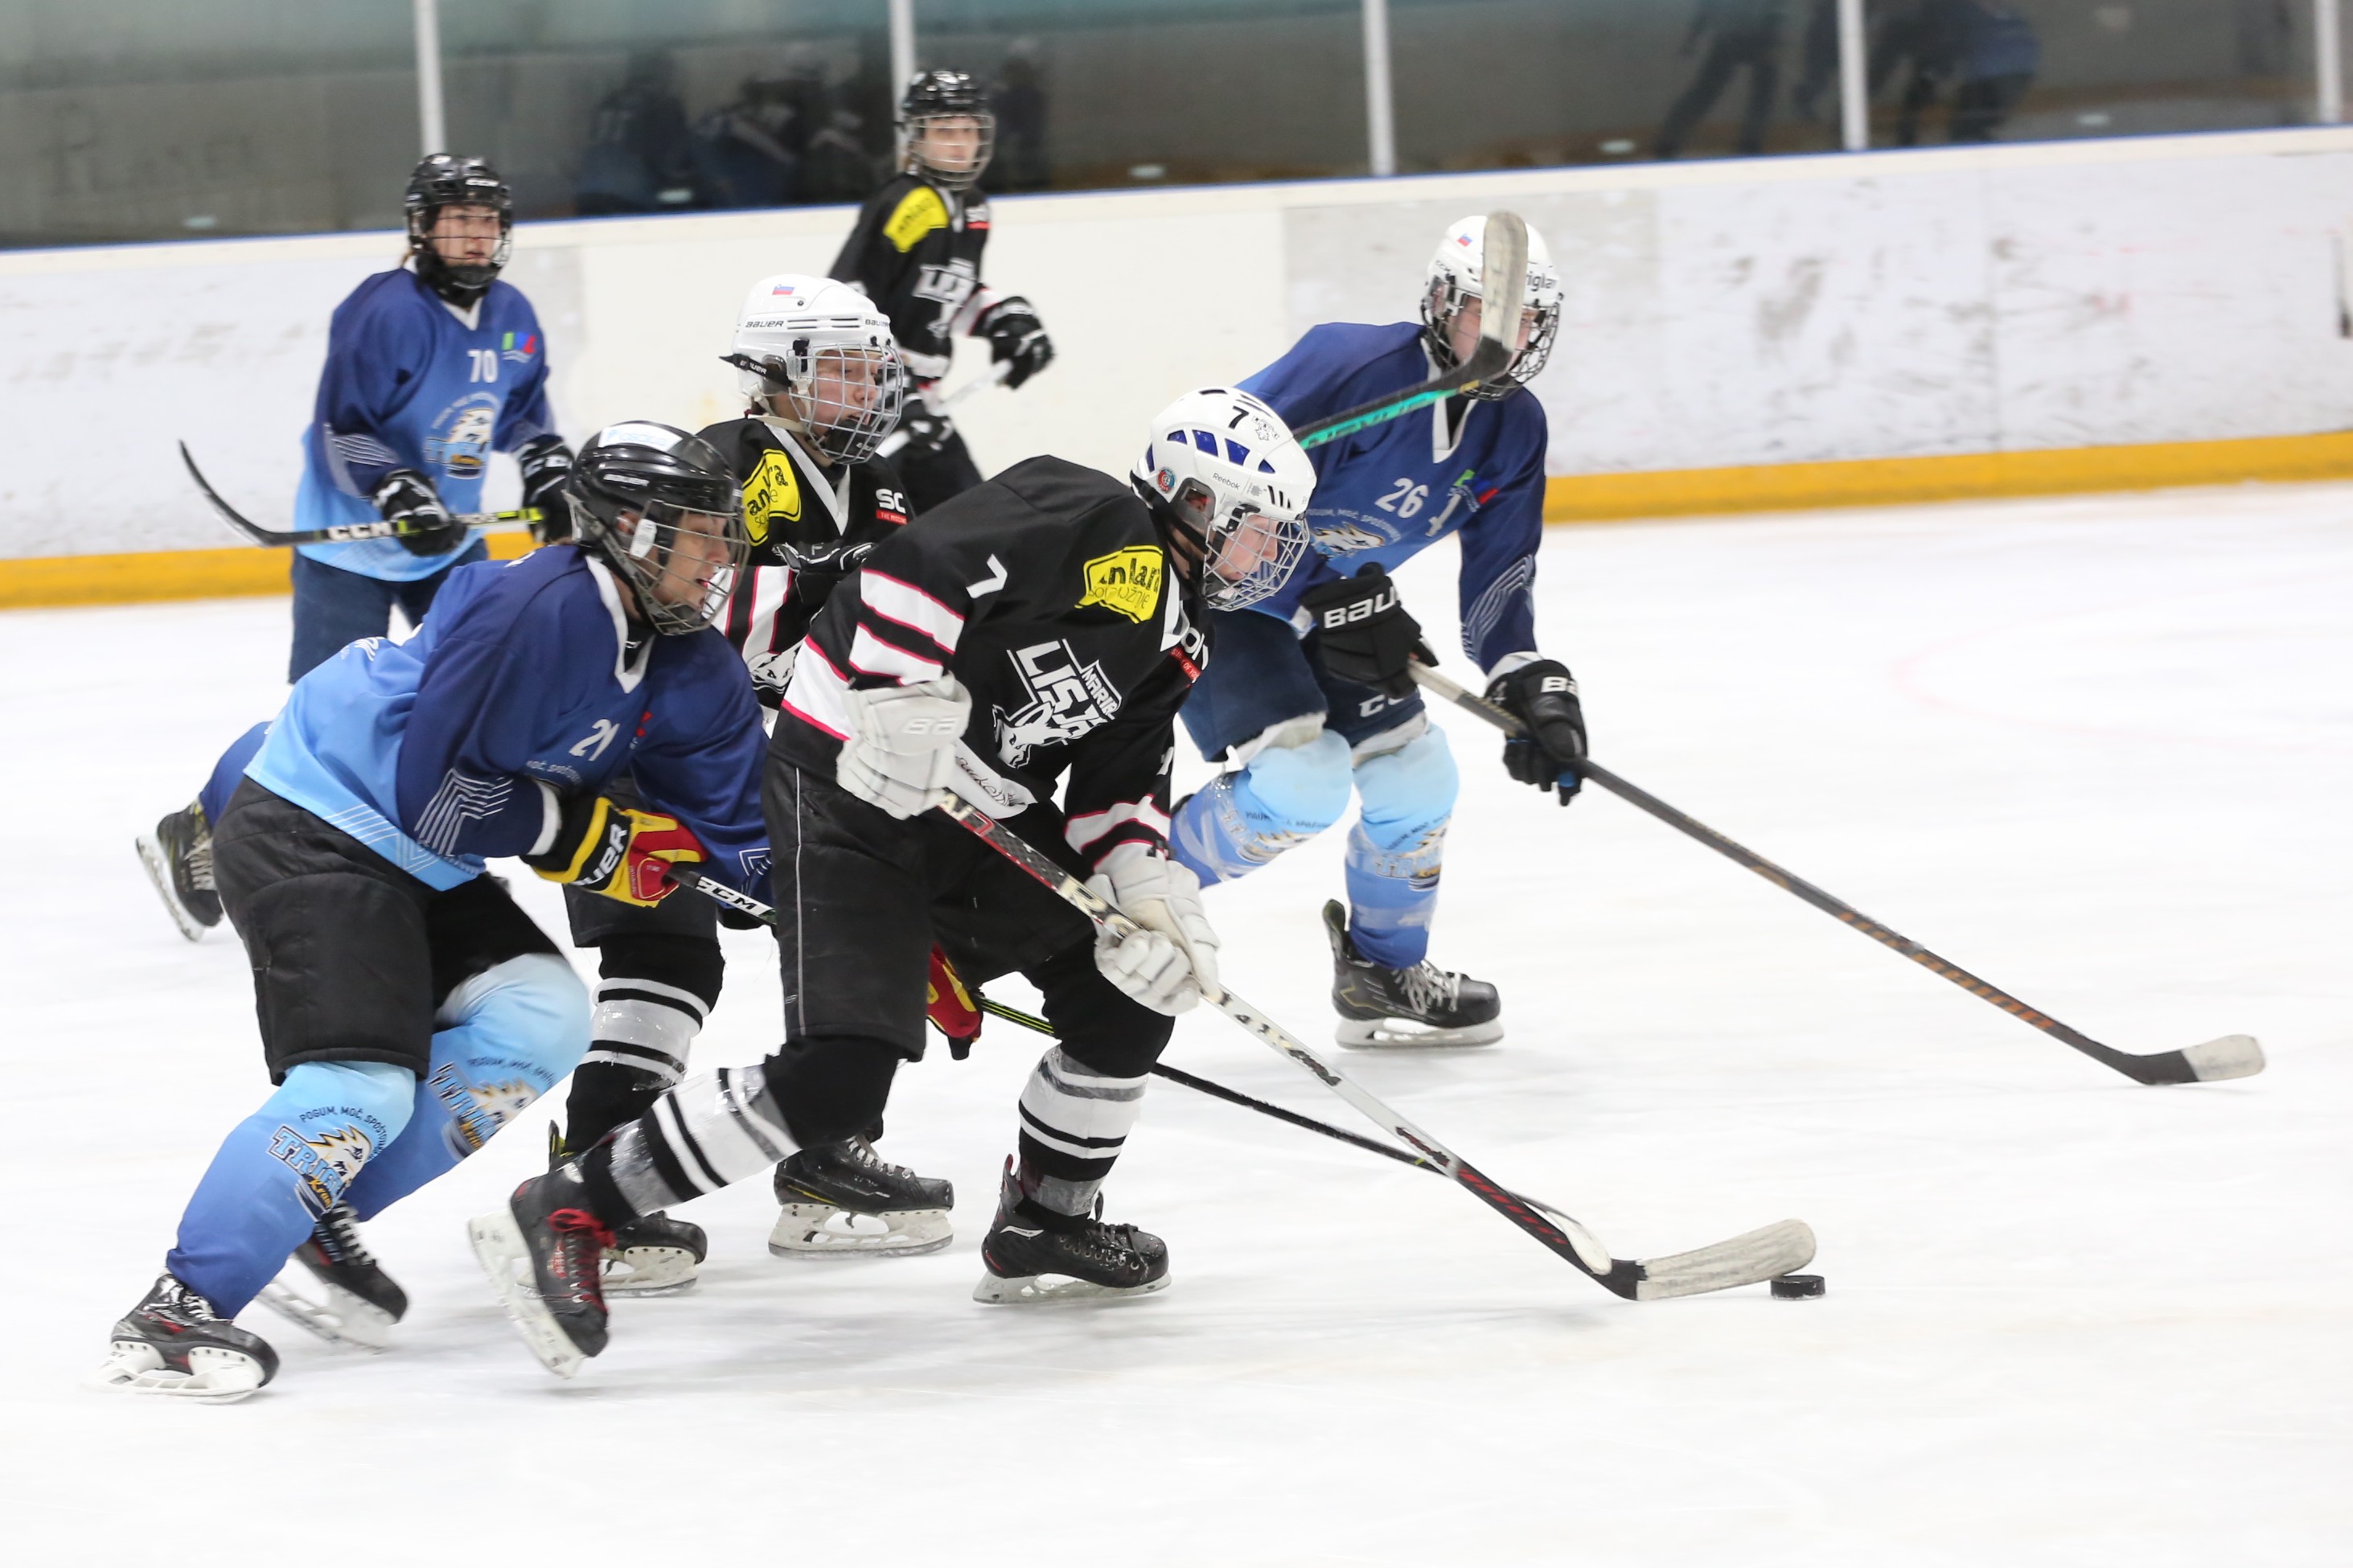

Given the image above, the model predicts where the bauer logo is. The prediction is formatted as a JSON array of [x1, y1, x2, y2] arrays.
[[1077, 546, 1163, 623]]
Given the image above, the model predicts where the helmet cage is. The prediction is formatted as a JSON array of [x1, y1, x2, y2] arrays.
[[729, 340, 907, 465], [1162, 478, 1311, 613], [568, 425, 749, 637], [1420, 273, 1561, 402], [404, 157, 515, 295], [902, 110, 996, 192], [578, 495, 749, 637]]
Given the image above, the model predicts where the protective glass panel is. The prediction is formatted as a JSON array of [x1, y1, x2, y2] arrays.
[[915, 0, 1367, 192]]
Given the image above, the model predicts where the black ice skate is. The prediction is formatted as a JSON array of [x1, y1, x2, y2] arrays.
[[604, 1210, 708, 1295], [468, 1165, 616, 1379], [94, 1273, 278, 1402], [770, 1135, 955, 1258], [135, 801, 221, 942], [256, 1203, 409, 1351], [975, 1162, 1169, 1305], [1323, 900, 1503, 1049]]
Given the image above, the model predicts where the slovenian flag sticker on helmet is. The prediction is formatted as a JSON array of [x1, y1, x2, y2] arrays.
[[772, 283, 798, 295]]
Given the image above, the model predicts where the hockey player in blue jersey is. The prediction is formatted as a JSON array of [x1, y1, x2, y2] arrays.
[[134, 154, 575, 944], [97, 425, 764, 1402], [1171, 216, 1583, 1048]]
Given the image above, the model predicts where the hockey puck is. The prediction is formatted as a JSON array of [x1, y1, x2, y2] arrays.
[[1769, 1273, 1825, 1299]]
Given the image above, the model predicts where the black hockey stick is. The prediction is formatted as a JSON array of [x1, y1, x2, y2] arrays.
[[1289, 211, 1529, 454], [178, 441, 543, 547], [1409, 663, 2265, 1086], [929, 794, 1815, 1301]]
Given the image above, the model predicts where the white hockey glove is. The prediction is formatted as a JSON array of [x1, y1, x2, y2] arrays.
[[1086, 851, 1222, 1016], [836, 676, 971, 819]]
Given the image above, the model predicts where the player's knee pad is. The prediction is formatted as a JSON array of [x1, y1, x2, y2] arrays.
[[1236, 726, 1354, 835], [586, 934, 721, 1090], [1350, 723, 1458, 855], [759, 1035, 904, 1148], [428, 953, 589, 1155]]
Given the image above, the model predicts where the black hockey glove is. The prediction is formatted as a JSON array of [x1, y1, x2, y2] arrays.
[[979, 297, 1053, 389], [372, 469, 466, 558], [1301, 564, 1435, 700], [516, 434, 575, 543], [1487, 659, 1587, 805], [782, 537, 877, 612], [891, 404, 951, 458]]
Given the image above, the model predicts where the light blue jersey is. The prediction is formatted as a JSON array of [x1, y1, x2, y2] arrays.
[[294, 268, 555, 583]]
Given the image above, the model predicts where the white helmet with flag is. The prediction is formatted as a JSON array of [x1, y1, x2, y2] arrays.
[[1131, 387, 1316, 611], [1421, 215, 1563, 400], [721, 273, 907, 464]]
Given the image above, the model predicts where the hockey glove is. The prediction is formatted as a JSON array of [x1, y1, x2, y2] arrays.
[[1086, 851, 1222, 1016], [927, 946, 983, 1060], [891, 404, 952, 458], [516, 434, 575, 543], [524, 794, 709, 906], [836, 676, 971, 819], [1302, 564, 1435, 700], [782, 537, 877, 612], [1487, 659, 1587, 805], [373, 469, 466, 558], [979, 297, 1053, 389]]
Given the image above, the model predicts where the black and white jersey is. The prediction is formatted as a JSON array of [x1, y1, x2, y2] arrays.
[[695, 416, 911, 706], [775, 457, 1205, 872], [828, 173, 1000, 383]]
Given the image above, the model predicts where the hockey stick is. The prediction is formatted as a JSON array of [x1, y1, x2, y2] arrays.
[[178, 441, 542, 547], [929, 795, 1815, 1301], [1408, 663, 2265, 1086], [1288, 210, 1529, 454]]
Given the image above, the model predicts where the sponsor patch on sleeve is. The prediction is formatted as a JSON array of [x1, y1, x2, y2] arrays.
[[1077, 546, 1164, 624], [741, 449, 802, 547], [884, 187, 951, 252]]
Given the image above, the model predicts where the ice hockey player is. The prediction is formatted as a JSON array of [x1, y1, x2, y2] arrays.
[[470, 388, 1315, 1376], [97, 425, 766, 1401], [1169, 216, 1583, 1049], [136, 154, 574, 944], [548, 273, 961, 1287], [829, 69, 1053, 511]]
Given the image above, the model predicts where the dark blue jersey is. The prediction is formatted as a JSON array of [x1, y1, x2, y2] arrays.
[[1239, 322, 1549, 673], [249, 545, 766, 895], [294, 268, 556, 583]]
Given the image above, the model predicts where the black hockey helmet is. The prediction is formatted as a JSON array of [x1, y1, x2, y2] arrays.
[[566, 422, 749, 636], [897, 70, 994, 191], [404, 154, 514, 305]]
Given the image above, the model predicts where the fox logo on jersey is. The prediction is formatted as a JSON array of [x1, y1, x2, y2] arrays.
[[994, 639, 1123, 769]]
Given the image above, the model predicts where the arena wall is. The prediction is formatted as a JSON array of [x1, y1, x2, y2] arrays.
[[6, 125, 2351, 604]]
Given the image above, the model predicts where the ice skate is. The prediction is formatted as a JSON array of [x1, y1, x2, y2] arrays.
[[256, 1203, 407, 1351], [603, 1210, 708, 1295], [1323, 900, 1502, 1048], [469, 1165, 614, 1379], [94, 1273, 278, 1402], [975, 1163, 1168, 1304], [770, 1135, 955, 1258], [136, 801, 220, 942]]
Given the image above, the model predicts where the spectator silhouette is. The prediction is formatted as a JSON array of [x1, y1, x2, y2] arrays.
[[1656, 0, 1787, 158], [1875, 1, 2038, 146], [576, 52, 690, 215], [991, 39, 1050, 192], [1789, 0, 1840, 125], [689, 74, 802, 209]]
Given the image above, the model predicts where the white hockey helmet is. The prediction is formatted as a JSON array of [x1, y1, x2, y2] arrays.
[[1133, 388, 1316, 612], [1421, 215, 1563, 400], [722, 273, 907, 464]]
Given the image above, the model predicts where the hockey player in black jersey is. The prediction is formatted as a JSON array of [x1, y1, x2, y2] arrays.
[[550, 273, 960, 1287], [472, 388, 1316, 1374], [829, 70, 1053, 512]]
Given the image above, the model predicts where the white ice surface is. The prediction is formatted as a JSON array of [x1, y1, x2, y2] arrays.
[[4, 485, 2349, 1564]]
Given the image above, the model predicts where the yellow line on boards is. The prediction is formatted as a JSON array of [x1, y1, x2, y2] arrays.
[[0, 532, 540, 610]]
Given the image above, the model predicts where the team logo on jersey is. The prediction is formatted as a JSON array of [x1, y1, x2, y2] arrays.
[[427, 396, 500, 479], [1077, 546, 1163, 623], [429, 1063, 543, 1160], [741, 449, 802, 547], [499, 330, 538, 364], [268, 1123, 376, 1219], [1309, 519, 1389, 556], [914, 258, 977, 314], [994, 640, 1123, 769]]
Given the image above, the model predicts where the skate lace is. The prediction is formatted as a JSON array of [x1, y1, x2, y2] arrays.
[[162, 1279, 222, 1323], [845, 1135, 914, 1180], [1398, 962, 1464, 1016], [186, 831, 216, 893], [314, 1204, 376, 1268], [549, 1207, 618, 1250]]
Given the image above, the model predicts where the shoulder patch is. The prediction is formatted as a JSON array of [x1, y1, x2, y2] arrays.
[[741, 449, 802, 547], [884, 187, 951, 252], [1078, 546, 1164, 624]]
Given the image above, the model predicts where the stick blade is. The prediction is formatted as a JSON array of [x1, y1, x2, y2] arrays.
[[2182, 1033, 2265, 1082], [1630, 1218, 1817, 1301], [1477, 210, 1530, 352]]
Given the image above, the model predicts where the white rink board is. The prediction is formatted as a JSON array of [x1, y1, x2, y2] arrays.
[[2, 484, 2348, 1562], [8, 126, 2353, 557]]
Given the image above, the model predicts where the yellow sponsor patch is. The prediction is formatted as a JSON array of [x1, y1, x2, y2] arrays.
[[740, 449, 801, 547], [1078, 546, 1164, 623], [883, 186, 951, 252]]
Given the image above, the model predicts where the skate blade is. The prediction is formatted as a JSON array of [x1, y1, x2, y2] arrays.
[[134, 833, 211, 944], [602, 1245, 700, 1296], [91, 1342, 268, 1403], [1335, 1017, 1503, 1049], [768, 1203, 953, 1259], [971, 1270, 1172, 1305], [256, 1270, 396, 1352], [466, 1212, 586, 1380]]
